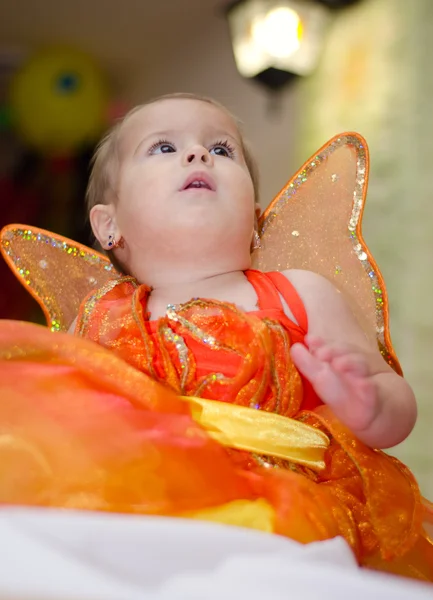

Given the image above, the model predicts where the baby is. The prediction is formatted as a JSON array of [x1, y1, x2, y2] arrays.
[[83, 92, 416, 450], [1, 92, 431, 580]]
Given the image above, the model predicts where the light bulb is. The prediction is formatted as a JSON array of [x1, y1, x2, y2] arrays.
[[251, 6, 303, 59]]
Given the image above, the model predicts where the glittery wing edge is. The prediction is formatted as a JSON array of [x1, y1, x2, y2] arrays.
[[0, 224, 121, 331], [252, 133, 401, 375]]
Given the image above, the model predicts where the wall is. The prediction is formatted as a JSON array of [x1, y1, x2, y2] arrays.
[[121, 14, 300, 209], [299, 0, 433, 497]]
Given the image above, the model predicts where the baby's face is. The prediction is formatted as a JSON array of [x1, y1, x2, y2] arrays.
[[111, 99, 255, 267]]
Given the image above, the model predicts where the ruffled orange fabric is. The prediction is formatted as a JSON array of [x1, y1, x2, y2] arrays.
[[76, 271, 317, 413], [0, 321, 256, 514], [0, 274, 432, 582]]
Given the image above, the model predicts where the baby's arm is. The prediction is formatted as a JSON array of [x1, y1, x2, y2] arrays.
[[283, 269, 417, 449]]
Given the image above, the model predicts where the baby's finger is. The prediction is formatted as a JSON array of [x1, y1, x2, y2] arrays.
[[332, 353, 368, 377], [313, 344, 347, 363], [304, 335, 325, 351], [290, 343, 325, 380]]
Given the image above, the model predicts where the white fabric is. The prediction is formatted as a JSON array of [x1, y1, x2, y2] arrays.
[[0, 508, 431, 599]]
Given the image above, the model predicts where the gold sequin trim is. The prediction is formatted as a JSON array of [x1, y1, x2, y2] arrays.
[[162, 326, 190, 392], [77, 276, 137, 336], [166, 301, 243, 356]]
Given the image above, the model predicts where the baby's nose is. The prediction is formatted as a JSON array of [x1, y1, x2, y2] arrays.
[[186, 146, 211, 164]]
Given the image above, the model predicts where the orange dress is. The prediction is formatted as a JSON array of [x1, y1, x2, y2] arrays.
[[0, 270, 432, 582]]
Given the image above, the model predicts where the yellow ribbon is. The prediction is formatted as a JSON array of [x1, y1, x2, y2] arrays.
[[182, 396, 329, 470]]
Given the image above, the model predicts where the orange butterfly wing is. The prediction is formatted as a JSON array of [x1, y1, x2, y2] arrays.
[[252, 133, 401, 374], [0, 225, 120, 332]]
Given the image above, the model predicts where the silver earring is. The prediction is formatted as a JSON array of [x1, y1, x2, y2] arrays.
[[252, 230, 261, 251]]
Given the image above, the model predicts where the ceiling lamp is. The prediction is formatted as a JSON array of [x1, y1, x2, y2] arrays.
[[226, 0, 363, 90]]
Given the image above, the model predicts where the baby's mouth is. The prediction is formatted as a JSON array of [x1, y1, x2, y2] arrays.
[[185, 180, 211, 190], [181, 172, 216, 192]]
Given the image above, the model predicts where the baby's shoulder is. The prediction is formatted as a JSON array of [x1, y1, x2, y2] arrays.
[[277, 268, 345, 313]]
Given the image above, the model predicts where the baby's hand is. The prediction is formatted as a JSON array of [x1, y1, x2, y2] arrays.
[[290, 335, 380, 433]]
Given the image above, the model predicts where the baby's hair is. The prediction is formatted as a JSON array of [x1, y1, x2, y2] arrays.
[[86, 92, 260, 219]]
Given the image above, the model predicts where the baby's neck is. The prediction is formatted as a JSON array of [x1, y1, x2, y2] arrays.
[[145, 269, 258, 320], [149, 269, 249, 302]]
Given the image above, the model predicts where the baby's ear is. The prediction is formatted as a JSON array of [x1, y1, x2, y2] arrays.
[[89, 204, 119, 250]]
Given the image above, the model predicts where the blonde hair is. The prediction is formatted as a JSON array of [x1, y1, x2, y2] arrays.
[[86, 92, 260, 217]]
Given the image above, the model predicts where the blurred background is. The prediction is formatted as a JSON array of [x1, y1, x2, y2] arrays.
[[1, 0, 432, 495]]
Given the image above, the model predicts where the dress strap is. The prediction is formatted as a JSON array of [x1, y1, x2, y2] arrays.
[[264, 271, 308, 333], [244, 270, 284, 311], [244, 270, 308, 334]]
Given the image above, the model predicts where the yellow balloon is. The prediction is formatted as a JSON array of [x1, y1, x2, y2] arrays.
[[10, 48, 109, 154]]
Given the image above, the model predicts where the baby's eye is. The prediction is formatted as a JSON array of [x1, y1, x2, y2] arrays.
[[149, 140, 176, 154], [210, 140, 236, 159]]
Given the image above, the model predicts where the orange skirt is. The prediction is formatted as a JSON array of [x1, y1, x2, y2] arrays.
[[0, 320, 432, 582]]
